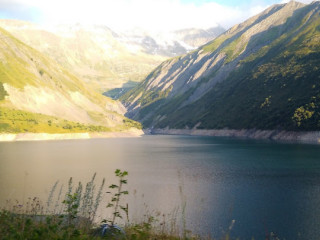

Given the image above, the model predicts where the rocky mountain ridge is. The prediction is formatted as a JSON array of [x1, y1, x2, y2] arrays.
[[121, 1, 320, 131]]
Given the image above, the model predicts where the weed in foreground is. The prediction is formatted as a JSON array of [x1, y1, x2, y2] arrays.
[[0, 171, 108, 240], [0, 169, 247, 240]]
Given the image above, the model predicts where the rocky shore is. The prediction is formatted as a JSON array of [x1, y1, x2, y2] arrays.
[[0, 128, 144, 142], [149, 128, 320, 144]]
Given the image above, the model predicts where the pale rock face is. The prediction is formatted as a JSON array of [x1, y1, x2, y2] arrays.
[[69, 91, 104, 113], [105, 101, 127, 115], [4, 84, 93, 123]]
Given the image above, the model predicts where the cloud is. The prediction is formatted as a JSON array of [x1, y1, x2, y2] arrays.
[[0, 0, 41, 21], [0, 0, 317, 31], [34, 0, 242, 30], [280, 0, 314, 3]]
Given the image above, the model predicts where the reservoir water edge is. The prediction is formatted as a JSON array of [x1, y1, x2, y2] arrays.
[[1, 135, 320, 239]]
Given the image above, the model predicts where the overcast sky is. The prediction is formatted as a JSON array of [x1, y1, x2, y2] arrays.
[[0, 0, 316, 31]]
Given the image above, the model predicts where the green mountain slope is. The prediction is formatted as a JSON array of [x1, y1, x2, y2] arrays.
[[0, 27, 140, 133], [122, 1, 320, 131]]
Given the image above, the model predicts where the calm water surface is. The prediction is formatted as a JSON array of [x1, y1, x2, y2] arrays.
[[1, 135, 320, 239]]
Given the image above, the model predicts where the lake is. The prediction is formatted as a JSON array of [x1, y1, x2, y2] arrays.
[[1, 135, 320, 239]]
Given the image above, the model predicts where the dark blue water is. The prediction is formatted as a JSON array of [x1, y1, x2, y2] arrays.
[[1, 135, 320, 239]]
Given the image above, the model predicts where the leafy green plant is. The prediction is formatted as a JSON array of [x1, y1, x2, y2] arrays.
[[292, 103, 316, 127], [104, 169, 129, 227], [63, 192, 79, 226]]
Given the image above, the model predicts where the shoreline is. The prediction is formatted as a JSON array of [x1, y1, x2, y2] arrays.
[[2, 128, 320, 144], [0, 128, 144, 142], [149, 128, 320, 144]]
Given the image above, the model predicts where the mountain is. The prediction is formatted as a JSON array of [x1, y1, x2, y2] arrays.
[[0, 26, 140, 133], [0, 21, 224, 91], [121, 1, 320, 131], [173, 26, 226, 48], [0, 21, 166, 91], [120, 26, 225, 57]]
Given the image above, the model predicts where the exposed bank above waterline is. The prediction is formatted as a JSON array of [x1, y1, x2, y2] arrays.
[[2, 128, 319, 144], [0, 129, 144, 142], [149, 128, 320, 144]]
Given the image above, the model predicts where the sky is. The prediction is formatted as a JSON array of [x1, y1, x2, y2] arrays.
[[0, 0, 316, 31]]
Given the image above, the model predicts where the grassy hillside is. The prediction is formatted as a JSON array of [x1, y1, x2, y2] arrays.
[[0, 107, 141, 133], [0, 107, 111, 133], [0, 26, 142, 133]]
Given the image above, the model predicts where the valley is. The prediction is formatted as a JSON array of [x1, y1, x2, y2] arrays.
[[1, 1, 320, 239], [0, 19, 224, 139], [0, 1, 319, 143]]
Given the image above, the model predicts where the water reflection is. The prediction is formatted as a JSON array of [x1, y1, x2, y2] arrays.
[[1, 136, 320, 239]]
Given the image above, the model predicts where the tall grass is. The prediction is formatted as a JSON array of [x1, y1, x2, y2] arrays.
[[0, 171, 111, 240], [0, 170, 239, 240]]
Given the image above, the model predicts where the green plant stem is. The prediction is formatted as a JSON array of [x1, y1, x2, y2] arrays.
[[111, 178, 123, 226]]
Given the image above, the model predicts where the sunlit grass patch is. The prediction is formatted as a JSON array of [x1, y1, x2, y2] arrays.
[[0, 107, 112, 133]]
